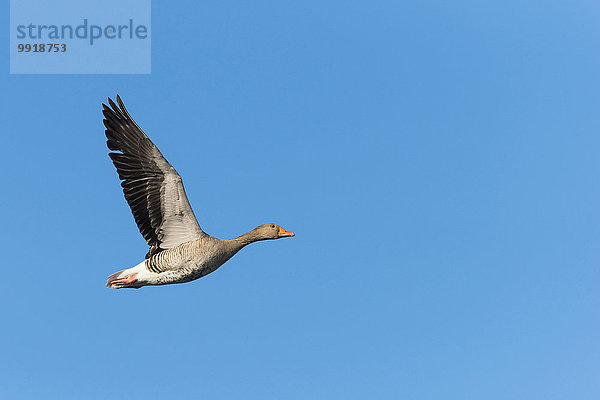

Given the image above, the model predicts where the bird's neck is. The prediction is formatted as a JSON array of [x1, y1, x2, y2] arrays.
[[228, 230, 262, 248]]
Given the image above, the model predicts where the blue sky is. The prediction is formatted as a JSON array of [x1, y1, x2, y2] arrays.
[[2, 1, 600, 398]]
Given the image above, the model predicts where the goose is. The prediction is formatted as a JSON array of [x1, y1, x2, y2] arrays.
[[102, 95, 294, 289]]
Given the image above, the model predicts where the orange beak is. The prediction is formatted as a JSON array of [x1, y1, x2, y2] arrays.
[[278, 226, 295, 237]]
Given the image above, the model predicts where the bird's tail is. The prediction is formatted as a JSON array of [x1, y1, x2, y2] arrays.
[[106, 269, 128, 288], [106, 260, 146, 289]]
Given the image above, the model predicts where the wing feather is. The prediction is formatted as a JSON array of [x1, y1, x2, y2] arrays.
[[103, 95, 206, 258]]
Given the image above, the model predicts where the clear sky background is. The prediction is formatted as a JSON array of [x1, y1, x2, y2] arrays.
[[1, 1, 599, 399]]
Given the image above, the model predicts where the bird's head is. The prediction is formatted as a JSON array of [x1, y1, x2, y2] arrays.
[[253, 223, 295, 240]]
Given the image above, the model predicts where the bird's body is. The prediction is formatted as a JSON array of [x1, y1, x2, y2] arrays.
[[107, 237, 240, 288], [102, 95, 294, 289]]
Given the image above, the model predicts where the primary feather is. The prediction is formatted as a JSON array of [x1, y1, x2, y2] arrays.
[[103, 95, 205, 259]]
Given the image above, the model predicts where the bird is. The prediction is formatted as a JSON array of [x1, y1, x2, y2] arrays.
[[102, 95, 294, 289]]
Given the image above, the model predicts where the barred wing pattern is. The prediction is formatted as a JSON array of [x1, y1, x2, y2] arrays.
[[103, 95, 206, 258]]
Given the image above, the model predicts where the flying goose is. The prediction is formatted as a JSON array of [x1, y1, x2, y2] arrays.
[[103, 95, 294, 289]]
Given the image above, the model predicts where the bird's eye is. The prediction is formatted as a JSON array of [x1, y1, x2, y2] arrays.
[[271, 224, 275, 228]]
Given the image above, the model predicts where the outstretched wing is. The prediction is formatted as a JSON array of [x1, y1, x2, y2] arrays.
[[103, 95, 206, 258]]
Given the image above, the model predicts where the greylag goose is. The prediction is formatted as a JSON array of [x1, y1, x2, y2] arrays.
[[103, 95, 294, 289]]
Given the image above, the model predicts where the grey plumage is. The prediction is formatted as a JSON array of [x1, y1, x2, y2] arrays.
[[103, 95, 294, 289], [103, 95, 205, 259]]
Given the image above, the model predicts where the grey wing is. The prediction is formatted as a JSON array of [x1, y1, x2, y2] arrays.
[[103, 95, 206, 258]]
